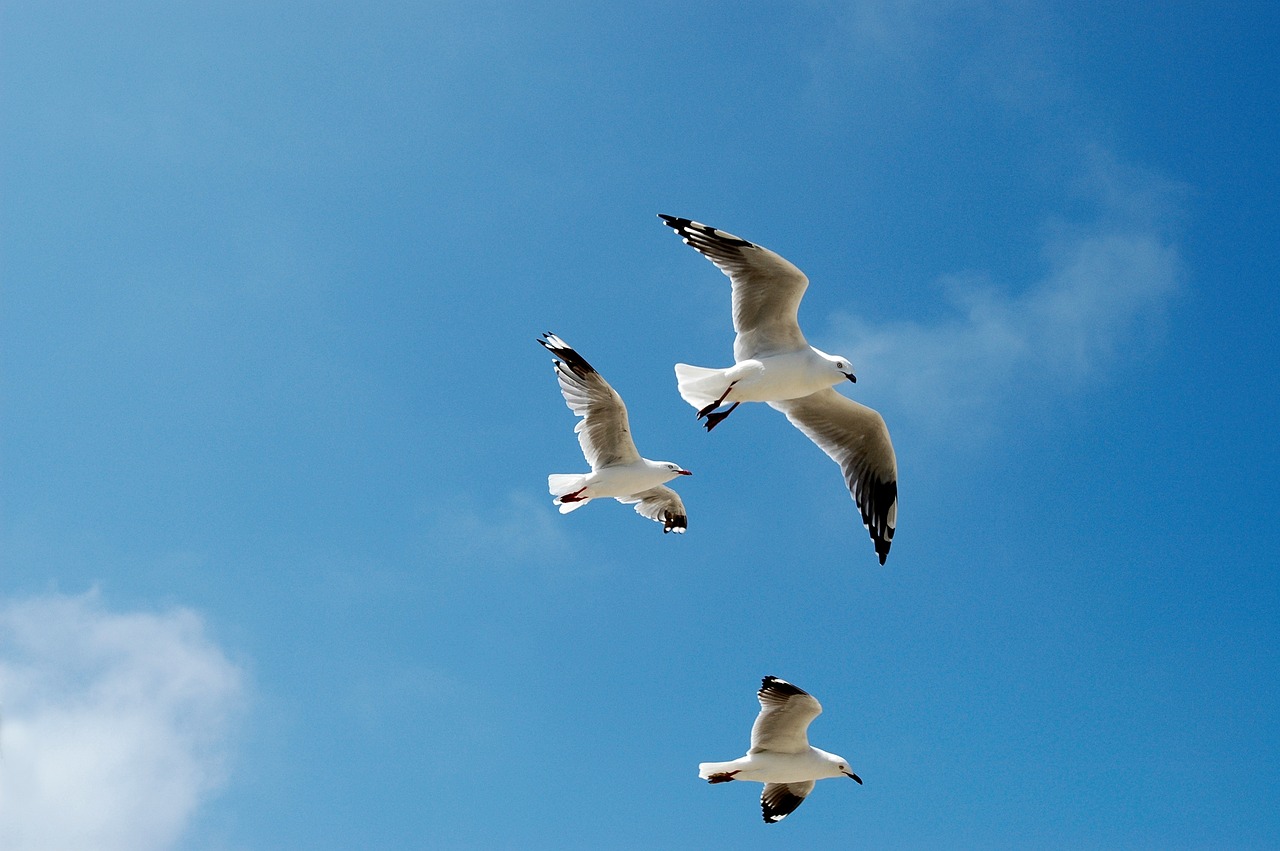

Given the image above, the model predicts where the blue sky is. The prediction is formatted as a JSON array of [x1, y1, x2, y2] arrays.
[[2, 2, 1278, 848]]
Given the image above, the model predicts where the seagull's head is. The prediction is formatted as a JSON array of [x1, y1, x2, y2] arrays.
[[824, 353, 857, 384], [838, 762, 863, 784], [819, 751, 863, 783], [660, 462, 693, 477]]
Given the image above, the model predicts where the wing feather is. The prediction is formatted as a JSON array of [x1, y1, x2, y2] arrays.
[[761, 781, 815, 823], [749, 676, 822, 754], [769, 388, 898, 564], [539, 334, 641, 469], [618, 486, 688, 534], [659, 215, 809, 360]]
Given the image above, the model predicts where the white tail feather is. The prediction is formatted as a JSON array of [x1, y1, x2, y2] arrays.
[[548, 473, 584, 496], [698, 761, 738, 779], [674, 363, 728, 409], [548, 474, 591, 513]]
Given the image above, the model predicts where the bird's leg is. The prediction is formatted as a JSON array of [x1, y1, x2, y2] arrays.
[[702, 402, 740, 432], [557, 488, 588, 503], [706, 771, 741, 784], [696, 381, 739, 420]]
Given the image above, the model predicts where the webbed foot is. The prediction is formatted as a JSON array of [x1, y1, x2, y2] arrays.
[[702, 402, 740, 432], [706, 771, 740, 784]]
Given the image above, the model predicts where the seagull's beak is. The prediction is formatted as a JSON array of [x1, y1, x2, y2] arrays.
[[843, 372, 857, 384], [843, 770, 863, 784], [677, 469, 693, 476]]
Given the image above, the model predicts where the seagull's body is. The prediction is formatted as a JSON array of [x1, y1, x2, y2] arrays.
[[539, 333, 691, 533], [699, 676, 861, 824], [659, 214, 898, 563], [673, 347, 846, 408]]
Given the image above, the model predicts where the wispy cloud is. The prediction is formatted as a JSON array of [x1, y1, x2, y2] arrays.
[[829, 149, 1184, 437], [0, 591, 244, 851], [421, 489, 611, 577]]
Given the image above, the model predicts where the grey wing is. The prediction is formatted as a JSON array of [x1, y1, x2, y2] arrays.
[[659, 215, 810, 360], [749, 676, 822, 754], [539, 334, 641, 469], [769, 388, 898, 565], [618, 485, 688, 534], [761, 782, 815, 824]]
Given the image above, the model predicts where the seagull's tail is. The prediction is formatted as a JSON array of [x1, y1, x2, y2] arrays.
[[548, 474, 592, 514], [698, 761, 739, 780], [674, 363, 729, 410]]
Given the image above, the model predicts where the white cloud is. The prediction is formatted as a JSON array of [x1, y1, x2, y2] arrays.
[[0, 591, 244, 851], [829, 149, 1184, 437]]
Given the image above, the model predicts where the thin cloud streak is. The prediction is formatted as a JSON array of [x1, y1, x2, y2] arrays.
[[422, 490, 594, 572], [831, 150, 1184, 437], [0, 591, 244, 851]]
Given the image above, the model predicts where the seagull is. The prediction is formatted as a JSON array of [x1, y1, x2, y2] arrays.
[[538, 333, 692, 533], [699, 676, 862, 824], [659, 214, 898, 564]]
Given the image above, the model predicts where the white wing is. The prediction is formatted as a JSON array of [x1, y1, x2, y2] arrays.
[[769, 388, 898, 564], [761, 782, 815, 823], [659, 215, 810, 361], [618, 485, 687, 534], [749, 676, 822, 754], [539, 334, 641, 469]]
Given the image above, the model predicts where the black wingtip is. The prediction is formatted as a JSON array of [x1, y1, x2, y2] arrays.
[[662, 511, 688, 534], [761, 783, 808, 823], [760, 676, 809, 697], [537, 333, 598, 378]]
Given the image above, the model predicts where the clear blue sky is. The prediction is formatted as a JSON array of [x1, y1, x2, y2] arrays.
[[2, 2, 1278, 848]]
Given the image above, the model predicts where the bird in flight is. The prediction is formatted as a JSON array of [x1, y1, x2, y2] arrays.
[[659, 215, 898, 563], [538, 333, 691, 533], [699, 676, 862, 823]]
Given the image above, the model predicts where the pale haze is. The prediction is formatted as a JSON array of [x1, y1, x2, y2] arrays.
[[2, 2, 1277, 848]]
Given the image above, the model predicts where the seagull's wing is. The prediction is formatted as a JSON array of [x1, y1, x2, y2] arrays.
[[618, 485, 688, 534], [761, 782, 815, 824], [749, 676, 822, 754], [769, 388, 898, 564], [539, 334, 641, 469], [659, 215, 810, 360]]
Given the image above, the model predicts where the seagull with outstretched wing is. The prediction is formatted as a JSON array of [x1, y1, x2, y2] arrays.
[[539, 333, 691, 534], [659, 215, 898, 563], [699, 676, 862, 824]]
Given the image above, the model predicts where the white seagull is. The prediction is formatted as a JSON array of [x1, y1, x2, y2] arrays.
[[538, 333, 692, 533], [659, 214, 898, 564], [700, 676, 862, 824]]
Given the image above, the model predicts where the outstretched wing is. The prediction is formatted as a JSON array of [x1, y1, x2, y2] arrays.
[[539, 333, 641, 469], [749, 676, 822, 754], [618, 485, 688, 534], [761, 782, 815, 824], [659, 215, 810, 360], [769, 388, 898, 564]]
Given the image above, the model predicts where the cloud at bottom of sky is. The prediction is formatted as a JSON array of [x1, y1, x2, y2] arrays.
[[0, 590, 244, 851], [830, 147, 1184, 438]]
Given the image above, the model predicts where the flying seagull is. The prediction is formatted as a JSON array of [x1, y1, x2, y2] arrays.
[[659, 214, 898, 564], [699, 676, 862, 824], [538, 333, 691, 533]]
